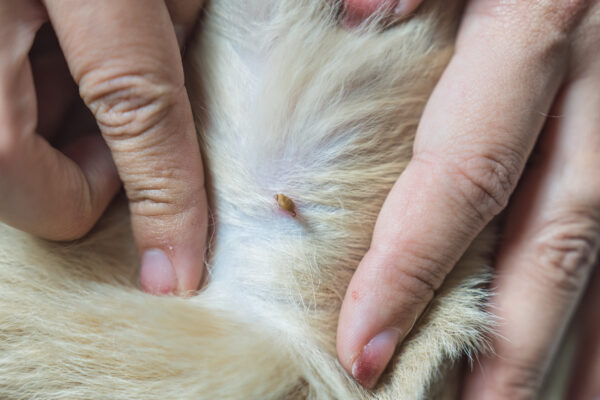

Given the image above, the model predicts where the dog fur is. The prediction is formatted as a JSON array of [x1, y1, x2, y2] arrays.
[[0, 1, 502, 398]]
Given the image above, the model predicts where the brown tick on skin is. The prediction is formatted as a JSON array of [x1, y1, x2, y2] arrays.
[[275, 193, 296, 217]]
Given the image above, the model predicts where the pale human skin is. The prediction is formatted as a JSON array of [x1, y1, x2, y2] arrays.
[[1, 1, 599, 399], [338, 0, 600, 398]]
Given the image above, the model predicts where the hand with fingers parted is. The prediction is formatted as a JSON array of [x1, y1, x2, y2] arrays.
[[2, 0, 600, 399], [0, 0, 208, 295], [338, 0, 600, 398]]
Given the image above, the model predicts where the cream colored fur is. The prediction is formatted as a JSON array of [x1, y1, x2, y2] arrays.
[[0, 1, 499, 398]]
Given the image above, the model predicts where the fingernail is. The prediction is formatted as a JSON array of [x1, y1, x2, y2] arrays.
[[352, 328, 400, 389], [140, 249, 177, 295]]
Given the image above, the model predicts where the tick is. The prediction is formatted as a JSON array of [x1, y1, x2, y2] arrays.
[[274, 193, 296, 217]]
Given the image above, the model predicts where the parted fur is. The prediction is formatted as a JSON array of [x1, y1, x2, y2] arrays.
[[0, 1, 498, 399]]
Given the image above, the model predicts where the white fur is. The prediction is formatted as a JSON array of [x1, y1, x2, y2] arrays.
[[0, 1, 498, 399]]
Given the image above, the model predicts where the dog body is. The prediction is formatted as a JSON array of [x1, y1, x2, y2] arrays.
[[0, 1, 501, 399]]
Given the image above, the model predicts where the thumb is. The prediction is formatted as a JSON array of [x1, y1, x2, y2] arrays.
[[337, 0, 572, 388], [44, 0, 208, 294]]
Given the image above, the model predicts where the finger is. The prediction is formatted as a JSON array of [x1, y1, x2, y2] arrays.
[[462, 68, 600, 398], [337, 0, 585, 388], [0, 117, 120, 240], [566, 267, 600, 399], [0, 1, 120, 240], [42, 0, 208, 294], [342, 0, 424, 26]]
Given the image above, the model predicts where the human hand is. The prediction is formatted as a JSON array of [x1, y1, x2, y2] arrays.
[[0, 0, 207, 295], [338, 0, 600, 397]]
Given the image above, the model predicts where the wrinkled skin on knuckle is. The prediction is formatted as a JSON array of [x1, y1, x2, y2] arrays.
[[126, 181, 186, 219], [530, 209, 600, 293], [79, 68, 183, 141], [485, 356, 544, 400], [390, 265, 439, 306], [446, 149, 521, 224], [121, 158, 192, 219], [127, 188, 201, 246], [76, 66, 194, 221], [367, 245, 447, 306]]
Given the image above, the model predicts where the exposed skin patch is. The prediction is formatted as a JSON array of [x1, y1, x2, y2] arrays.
[[352, 290, 360, 302], [274, 193, 296, 217]]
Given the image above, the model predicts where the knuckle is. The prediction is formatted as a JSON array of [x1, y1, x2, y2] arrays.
[[531, 209, 600, 293], [124, 173, 190, 219], [485, 356, 543, 400], [370, 245, 447, 304], [79, 68, 183, 141], [447, 150, 520, 223]]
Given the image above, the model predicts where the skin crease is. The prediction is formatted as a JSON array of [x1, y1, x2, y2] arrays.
[[1, 0, 598, 398], [338, 0, 600, 398]]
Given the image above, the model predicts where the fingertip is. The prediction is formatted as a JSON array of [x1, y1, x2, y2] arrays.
[[133, 192, 208, 296], [337, 246, 436, 387], [336, 257, 403, 388], [338, 304, 402, 389]]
